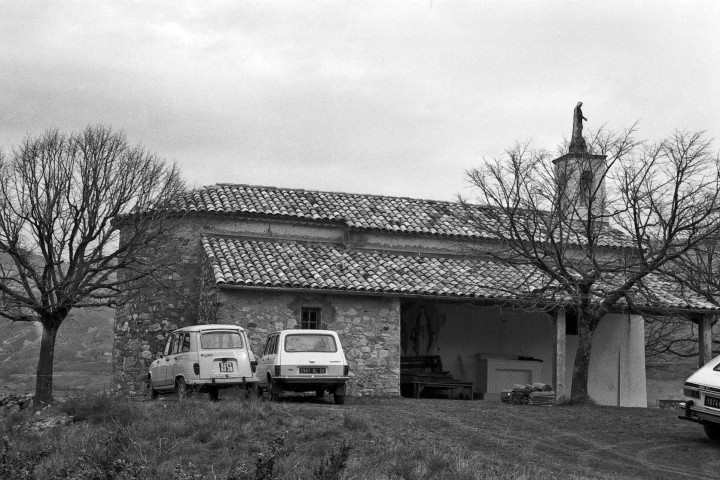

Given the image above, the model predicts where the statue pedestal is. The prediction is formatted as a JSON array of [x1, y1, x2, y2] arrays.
[[552, 152, 607, 219], [568, 136, 587, 154]]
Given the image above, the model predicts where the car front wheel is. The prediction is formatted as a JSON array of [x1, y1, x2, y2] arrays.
[[208, 387, 219, 402], [704, 422, 720, 441], [176, 378, 187, 401]]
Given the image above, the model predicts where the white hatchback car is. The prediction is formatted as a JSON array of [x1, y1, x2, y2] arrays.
[[148, 324, 259, 401], [256, 330, 350, 404], [679, 354, 720, 440]]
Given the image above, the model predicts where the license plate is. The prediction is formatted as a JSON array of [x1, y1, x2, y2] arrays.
[[705, 395, 720, 409], [219, 362, 234, 373], [299, 367, 326, 374]]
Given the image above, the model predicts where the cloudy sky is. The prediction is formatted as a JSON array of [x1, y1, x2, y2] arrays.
[[1, 1, 718, 201]]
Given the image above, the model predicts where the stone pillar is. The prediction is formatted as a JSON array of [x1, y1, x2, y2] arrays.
[[698, 314, 713, 367], [553, 308, 567, 403]]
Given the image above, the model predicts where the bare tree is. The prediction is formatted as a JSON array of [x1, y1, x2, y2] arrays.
[[644, 314, 718, 360], [464, 127, 720, 401], [0, 126, 185, 406], [644, 234, 720, 361]]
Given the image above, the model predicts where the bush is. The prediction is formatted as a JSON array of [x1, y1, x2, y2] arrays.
[[255, 434, 286, 480], [57, 393, 138, 425], [313, 440, 351, 480]]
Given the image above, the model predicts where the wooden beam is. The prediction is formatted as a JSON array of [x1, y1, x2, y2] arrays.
[[698, 314, 713, 367], [553, 308, 567, 403]]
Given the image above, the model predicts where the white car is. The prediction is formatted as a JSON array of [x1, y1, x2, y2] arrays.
[[679, 354, 720, 440], [256, 330, 350, 404], [148, 324, 259, 401]]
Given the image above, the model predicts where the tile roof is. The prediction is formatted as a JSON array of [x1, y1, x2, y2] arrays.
[[178, 184, 488, 237], [202, 236, 718, 312], [177, 184, 635, 248]]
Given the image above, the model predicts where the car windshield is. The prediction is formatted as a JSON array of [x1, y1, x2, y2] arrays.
[[284, 334, 337, 353], [200, 331, 243, 349]]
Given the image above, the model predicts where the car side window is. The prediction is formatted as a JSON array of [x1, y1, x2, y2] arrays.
[[265, 335, 279, 355], [173, 333, 184, 354], [263, 337, 273, 356], [164, 335, 175, 356], [181, 333, 191, 353]]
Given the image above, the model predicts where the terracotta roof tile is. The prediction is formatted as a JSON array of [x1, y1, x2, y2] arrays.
[[176, 184, 628, 247], [202, 236, 716, 311]]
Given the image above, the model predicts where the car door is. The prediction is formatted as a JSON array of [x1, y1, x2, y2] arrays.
[[171, 332, 193, 381], [166, 332, 185, 384], [256, 334, 279, 387], [154, 335, 175, 388]]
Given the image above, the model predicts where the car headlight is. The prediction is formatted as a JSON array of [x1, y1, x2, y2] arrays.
[[684, 383, 701, 399]]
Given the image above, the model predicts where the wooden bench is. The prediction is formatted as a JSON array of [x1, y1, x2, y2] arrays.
[[400, 356, 473, 400]]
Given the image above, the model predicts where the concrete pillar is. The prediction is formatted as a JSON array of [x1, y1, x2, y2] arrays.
[[698, 314, 713, 367], [553, 308, 567, 403]]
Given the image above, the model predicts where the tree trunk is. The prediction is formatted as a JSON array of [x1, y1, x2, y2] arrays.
[[34, 319, 61, 407], [570, 316, 595, 402]]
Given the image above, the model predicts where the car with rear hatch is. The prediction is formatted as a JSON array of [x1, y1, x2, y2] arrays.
[[678, 353, 720, 441], [256, 329, 350, 404], [148, 324, 259, 401]]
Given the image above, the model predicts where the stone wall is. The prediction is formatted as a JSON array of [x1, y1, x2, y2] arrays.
[[213, 288, 401, 396], [113, 221, 206, 395]]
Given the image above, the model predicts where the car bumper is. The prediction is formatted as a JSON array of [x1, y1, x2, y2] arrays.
[[189, 377, 259, 386], [678, 400, 720, 425], [273, 376, 349, 385]]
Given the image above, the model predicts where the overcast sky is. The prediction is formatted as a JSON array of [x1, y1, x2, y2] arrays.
[[1, 1, 718, 201]]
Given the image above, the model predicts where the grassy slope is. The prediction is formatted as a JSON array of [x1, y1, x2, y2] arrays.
[[0, 307, 114, 395], [2, 394, 718, 480]]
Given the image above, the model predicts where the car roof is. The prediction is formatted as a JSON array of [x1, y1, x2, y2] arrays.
[[272, 329, 339, 336], [172, 324, 246, 333]]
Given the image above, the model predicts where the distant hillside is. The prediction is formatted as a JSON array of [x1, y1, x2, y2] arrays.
[[0, 307, 114, 395], [0, 252, 115, 395]]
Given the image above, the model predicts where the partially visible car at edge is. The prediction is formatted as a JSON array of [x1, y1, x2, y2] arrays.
[[148, 324, 259, 401], [256, 329, 350, 404], [679, 353, 720, 441]]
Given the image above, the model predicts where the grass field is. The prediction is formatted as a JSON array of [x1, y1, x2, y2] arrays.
[[2, 392, 718, 480]]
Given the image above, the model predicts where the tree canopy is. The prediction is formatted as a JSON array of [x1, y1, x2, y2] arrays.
[[464, 127, 720, 400], [0, 125, 185, 405]]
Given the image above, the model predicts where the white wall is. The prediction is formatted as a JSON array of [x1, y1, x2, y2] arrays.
[[587, 313, 647, 407]]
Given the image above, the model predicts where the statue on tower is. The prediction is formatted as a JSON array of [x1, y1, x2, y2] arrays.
[[569, 101, 588, 154]]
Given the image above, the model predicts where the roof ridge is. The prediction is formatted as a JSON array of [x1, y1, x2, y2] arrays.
[[208, 183, 460, 206]]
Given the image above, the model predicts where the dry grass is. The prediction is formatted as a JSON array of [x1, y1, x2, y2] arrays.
[[2, 392, 718, 479]]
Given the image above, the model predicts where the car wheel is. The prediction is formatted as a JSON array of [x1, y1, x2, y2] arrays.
[[208, 387, 219, 402], [334, 393, 346, 405], [270, 380, 281, 402], [246, 383, 259, 399], [147, 376, 159, 400], [704, 422, 720, 441], [315, 389, 325, 399], [176, 378, 187, 401]]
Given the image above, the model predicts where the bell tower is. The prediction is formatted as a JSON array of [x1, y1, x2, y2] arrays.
[[553, 102, 607, 220]]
